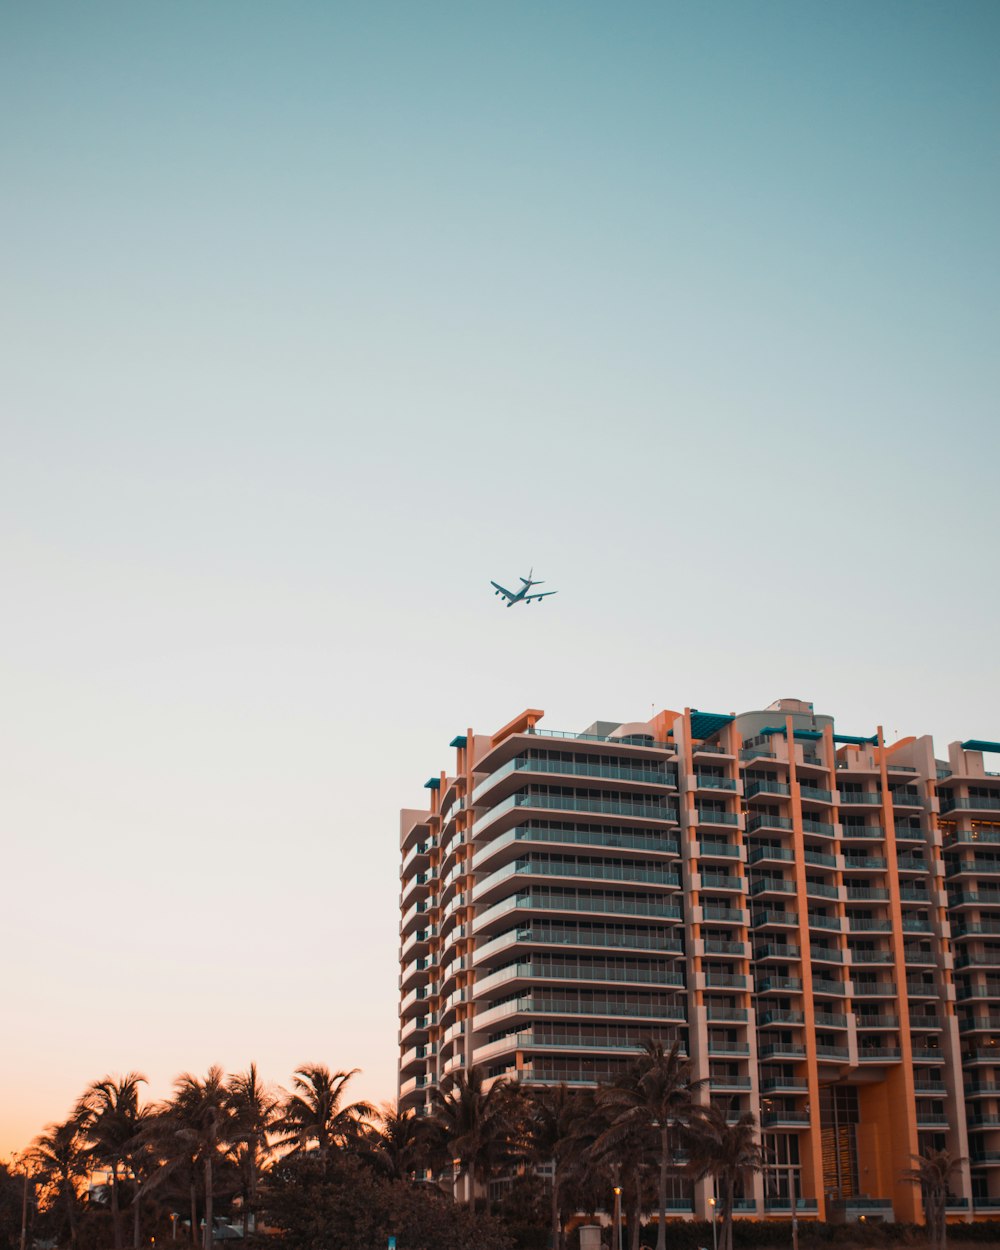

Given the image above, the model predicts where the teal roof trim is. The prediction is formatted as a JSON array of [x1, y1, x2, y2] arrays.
[[449, 735, 468, 749], [423, 777, 441, 790], [760, 725, 824, 741], [962, 739, 1000, 754], [689, 711, 734, 740], [833, 733, 878, 746]]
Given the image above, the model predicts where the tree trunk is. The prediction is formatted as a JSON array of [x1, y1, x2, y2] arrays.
[[722, 1178, 734, 1250], [629, 1198, 640, 1250], [133, 1186, 141, 1250], [656, 1124, 669, 1250], [65, 1180, 78, 1250], [551, 1163, 561, 1250], [203, 1155, 213, 1250], [110, 1167, 123, 1250], [190, 1179, 198, 1246]]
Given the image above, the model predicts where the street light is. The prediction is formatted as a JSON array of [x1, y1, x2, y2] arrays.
[[708, 1196, 717, 1250], [613, 1185, 623, 1250]]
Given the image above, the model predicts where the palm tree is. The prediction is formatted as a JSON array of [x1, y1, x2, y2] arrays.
[[362, 1103, 433, 1182], [170, 1067, 233, 1250], [901, 1149, 967, 1250], [75, 1073, 147, 1250], [273, 1065, 374, 1165], [428, 1066, 523, 1207], [525, 1084, 593, 1250], [684, 1105, 763, 1250], [226, 1065, 278, 1237], [30, 1120, 87, 1250], [597, 1041, 704, 1250]]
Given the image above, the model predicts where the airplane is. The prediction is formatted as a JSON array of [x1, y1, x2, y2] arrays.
[[490, 568, 558, 607]]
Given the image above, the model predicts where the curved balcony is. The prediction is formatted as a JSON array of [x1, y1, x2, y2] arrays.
[[472, 1028, 676, 1067], [472, 791, 680, 839], [472, 888, 682, 936], [472, 823, 679, 872], [474, 921, 683, 967], [475, 958, 684, 1000], [473, 857, 680, 906], [471, 755, 678, 806], [474, 992, 687, 1032]]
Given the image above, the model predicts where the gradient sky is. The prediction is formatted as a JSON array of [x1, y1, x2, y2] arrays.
[[2, 1, 998, 1157]]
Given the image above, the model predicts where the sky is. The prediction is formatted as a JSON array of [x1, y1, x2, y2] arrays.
[[1, 1, 998, 1157]]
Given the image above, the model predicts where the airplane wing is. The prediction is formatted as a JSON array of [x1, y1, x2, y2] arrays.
[[524, 591, 558, 601], [491, 581, 517, 602]]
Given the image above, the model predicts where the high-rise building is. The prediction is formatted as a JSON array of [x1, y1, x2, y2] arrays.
[[397, 699, 1000, 1222]]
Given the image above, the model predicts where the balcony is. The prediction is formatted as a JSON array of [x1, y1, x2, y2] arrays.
[[745, 780, 791, 800], [472, 889, 681, 934], [471, 755, 678, 804], [757, 1009, 805, 1027], [474, 993, 688, 1030], [801, 819, 836, 837], [751, 909, 798, 929], [700, 871, 743, 892], [812, 977, 847, 996], [754, 942, 800, 961], [696, 775, 739, 791], [706, 1006, 749, 1022], [473, 857, 680, 905], [750, 877, 796, 898], [704, 938, 749, 956], [746, 814, 793, 834], [472, 791, 680, 838], [472, 824, 680, 871], [758, 1042, 807, 1059], [757, 976, 803, 994], [850, 948, 894, 964], [699, 841, 742, 860], [816, 1044, 850, 1061], [960, 1015, 1000, 1033], [702, 904, 749, 925], [762, 1110, 810, 1127], [697, 809, 741, 828], [941, 796, 1000, 816], [748, 846, 795, 866]]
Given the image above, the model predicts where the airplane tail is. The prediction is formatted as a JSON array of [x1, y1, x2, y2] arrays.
[[520, 567, 543, 586]]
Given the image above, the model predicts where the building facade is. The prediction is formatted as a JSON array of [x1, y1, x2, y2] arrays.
[[398, 698, 1000, 1222]]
